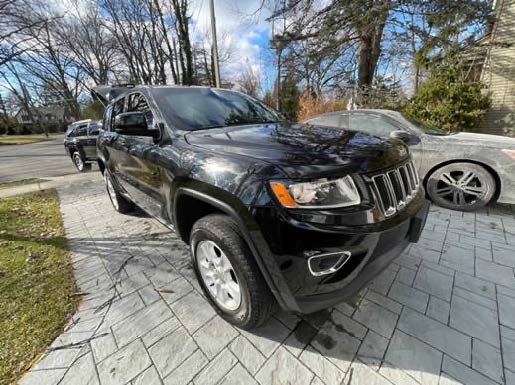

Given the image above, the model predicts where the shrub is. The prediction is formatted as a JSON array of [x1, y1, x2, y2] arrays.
[[403, 61, 491, 132], [297, 91, 348, 122]]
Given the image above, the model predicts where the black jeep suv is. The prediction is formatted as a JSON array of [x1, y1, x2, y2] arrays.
[[93, 85, 429, 329], [64, 119, 101, 172]]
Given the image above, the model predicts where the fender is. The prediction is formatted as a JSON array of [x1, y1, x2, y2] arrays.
[[174, 187, 297, 311]]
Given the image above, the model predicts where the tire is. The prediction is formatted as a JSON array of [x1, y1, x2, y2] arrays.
[[190, 214, 274, 329], [426, 162, 496, 211], [104, 170, 135, 214], [72, 152, 86, 172]]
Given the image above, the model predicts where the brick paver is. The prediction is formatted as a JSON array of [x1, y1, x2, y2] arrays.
[[18, 175, 515, 385]]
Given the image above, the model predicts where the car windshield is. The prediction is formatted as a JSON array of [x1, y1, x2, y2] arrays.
[[398, 113, 449, 136], [152, 87, 284, 131]]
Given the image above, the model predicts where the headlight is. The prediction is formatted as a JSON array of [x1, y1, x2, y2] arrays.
[[270, 175, 361, 208]]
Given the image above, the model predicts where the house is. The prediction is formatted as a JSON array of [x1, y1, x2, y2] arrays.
[[474, 0, 515, 135]]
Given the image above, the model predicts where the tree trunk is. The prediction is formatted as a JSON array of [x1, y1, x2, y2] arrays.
[[357, 2, 389, 89]]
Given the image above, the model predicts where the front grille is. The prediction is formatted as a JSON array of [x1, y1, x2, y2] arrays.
[[371, 161, 419, 217]]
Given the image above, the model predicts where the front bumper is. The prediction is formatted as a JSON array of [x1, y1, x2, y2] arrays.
[[251, 194, 430, 313]]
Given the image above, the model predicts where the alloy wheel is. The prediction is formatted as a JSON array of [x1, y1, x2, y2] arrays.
[[433, 169, 487, 207], [195, 240, 242, 311], [73, 153, 84, 171]]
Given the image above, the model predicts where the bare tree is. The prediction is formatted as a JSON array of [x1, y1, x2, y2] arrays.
[[57, 1, 118, 85], [0, 62, 44, 133], [238, 63, 261, 97], [0, 0, 48, 66]]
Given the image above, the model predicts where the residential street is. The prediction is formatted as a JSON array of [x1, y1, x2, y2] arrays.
[[0, 136, 95, 183], [18, 175, 515, 385]]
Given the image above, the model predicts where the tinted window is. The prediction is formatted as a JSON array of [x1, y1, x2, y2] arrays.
[[88, 123, 100, 136], [307, 114, 350, 129], [127, 93, 153, 128], [153, 88, 282, 131], [111, 98, 125, 129], [75, 124, 88, 137], [349, 114, 400, 137], [399, 114, 448, 135]]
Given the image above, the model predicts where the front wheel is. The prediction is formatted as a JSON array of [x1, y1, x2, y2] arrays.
[[426, 162, 496, 211], [190, 214, 274, 329], [104, 171, 135, 214]]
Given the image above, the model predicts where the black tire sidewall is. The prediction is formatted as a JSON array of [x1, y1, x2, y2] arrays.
[[190, 226, 252, 326], [427, 162, 495, 211]]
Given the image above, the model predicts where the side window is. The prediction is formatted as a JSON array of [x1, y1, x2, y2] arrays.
[[103, 106, 113, 131], [111, 98, 125, 129], [75, 124, 88, 137], [88, 123, 100, 136], [349, 114, 400, 137], [127, 93, 153, 128], [307, 114, 350, 129]]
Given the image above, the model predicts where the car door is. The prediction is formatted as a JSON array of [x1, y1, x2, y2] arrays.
[[83, 122, 99, 159], [110, 92, 163, 217]]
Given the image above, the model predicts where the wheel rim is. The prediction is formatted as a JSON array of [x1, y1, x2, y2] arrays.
[[105, 173, 119, 211], [73, 154, 83, 171], [433, 169, 488, 207], [195, 240, 242, 311]]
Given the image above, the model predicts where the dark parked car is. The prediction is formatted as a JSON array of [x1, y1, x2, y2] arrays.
[[92, 85, 429, 329], [305, 110, 515, 211], [64, 119, 101, 172]]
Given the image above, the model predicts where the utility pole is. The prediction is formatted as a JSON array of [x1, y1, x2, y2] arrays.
[[209, 0, 221, 88]]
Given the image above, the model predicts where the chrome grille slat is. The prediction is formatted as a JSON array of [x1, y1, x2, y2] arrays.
[[371, 161, 419, 217]]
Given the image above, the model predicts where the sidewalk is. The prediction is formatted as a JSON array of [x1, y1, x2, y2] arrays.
[[0, 172, 100, 199], [18, 177, 515, 385]]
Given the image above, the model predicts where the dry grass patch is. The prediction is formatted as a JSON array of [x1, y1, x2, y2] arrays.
[[0, 189, 78, 384]]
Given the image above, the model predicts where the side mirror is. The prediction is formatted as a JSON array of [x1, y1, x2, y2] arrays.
[[390, 130, 420, 145], [114, 112, 159, 138]]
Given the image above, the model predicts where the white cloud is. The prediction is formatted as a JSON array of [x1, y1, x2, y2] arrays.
[[190, 0, 272, 83]]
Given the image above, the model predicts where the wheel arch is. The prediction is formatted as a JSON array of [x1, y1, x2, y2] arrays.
[[70, 146, 87, 160], [173, 187, 290, 310], [174, 188, 252, 244], [423, 159, 501, 202]]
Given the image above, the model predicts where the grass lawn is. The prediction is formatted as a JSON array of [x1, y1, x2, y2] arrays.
[[0, 190, 78, 384], [0, 135, 57, 145], [0, 178, 49, 190]]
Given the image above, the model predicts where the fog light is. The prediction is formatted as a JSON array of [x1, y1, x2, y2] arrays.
[[308, 251, 352, 276]]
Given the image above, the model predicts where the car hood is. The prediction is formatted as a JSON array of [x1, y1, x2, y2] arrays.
[[427, 132, 515, 148], [184, 122, 410, 178]]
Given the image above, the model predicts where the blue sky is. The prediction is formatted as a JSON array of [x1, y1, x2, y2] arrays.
[[190, 0, 275, 92]]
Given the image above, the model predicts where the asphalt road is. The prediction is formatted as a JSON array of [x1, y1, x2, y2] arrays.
[[0, 136, 97, 183]]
